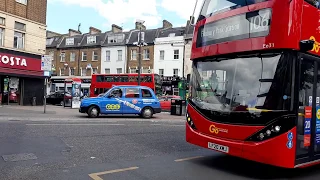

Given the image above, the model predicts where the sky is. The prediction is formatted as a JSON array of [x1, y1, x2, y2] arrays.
[[47, 0, 204, 34]]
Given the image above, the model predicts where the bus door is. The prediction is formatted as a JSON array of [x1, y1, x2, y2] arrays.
[[296, 53, 320, 166]]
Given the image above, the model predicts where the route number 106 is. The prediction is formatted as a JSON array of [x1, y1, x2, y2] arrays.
[[250, 12, 270, 31]]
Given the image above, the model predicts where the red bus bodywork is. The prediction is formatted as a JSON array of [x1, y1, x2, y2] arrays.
[[187, 0, 320, 168], [90, 73, 162, 97]]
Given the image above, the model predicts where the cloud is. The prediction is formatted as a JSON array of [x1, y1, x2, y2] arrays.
[[48, 0, 161, 28], [161, 0, 204, 20]]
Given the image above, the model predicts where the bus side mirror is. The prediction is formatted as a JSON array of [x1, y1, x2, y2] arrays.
[[300, 40, 314, 52]]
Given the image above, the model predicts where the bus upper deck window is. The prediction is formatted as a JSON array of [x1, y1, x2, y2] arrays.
[[96, 75, 104, 82], [105, 76, 114, 82], [114, 76, 120, 82]]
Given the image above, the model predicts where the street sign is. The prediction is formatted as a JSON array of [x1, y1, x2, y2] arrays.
[[41, 55, 52, 71]]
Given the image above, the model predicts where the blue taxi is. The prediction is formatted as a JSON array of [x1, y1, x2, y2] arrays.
[[79, 85, 161, 118]]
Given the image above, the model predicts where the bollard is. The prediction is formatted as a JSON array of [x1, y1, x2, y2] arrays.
[[32, 97, 36, 106]]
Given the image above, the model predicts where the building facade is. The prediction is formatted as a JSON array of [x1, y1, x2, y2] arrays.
[[0, 0, 47, 105], [101, 24, 127, 74], [154, 27, 185, 77], [184, 24, 194, 78], [46, 27, 104, 95]]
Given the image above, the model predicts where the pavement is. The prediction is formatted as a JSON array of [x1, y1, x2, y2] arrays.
[[0, 105, 184, 121], [1, 106, 320, 179]]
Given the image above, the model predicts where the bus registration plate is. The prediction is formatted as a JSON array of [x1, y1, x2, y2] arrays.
[[208, 142, 229, 153]]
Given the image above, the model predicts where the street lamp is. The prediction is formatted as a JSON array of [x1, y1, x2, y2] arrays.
[[134, 19, 147, 85]]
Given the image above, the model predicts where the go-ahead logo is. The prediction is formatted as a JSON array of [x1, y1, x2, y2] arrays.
[[209, 125, 228, 134], [106, 104, 120, 110]]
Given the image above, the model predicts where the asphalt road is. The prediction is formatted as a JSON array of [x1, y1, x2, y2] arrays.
[[1, 118, 320, 180]]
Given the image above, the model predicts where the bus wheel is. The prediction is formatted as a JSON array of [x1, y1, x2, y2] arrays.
[[141, 107, 153, 119], [88, 106, 99, 118]]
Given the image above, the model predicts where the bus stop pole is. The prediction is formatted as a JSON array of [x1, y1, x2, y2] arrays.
[[44, 77, 47, 114], [138, 27, 142, 86]]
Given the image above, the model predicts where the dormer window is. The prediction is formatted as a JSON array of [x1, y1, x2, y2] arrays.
[[46, 38, 54, 45], [66, 38, 74, 45], [87, 36, 96, 44], [108, 34, 124, 43], [168, 33, 175, 37]]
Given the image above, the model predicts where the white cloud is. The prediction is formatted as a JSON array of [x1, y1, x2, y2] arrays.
[[48, 0, 161, 28], [161, 0, 204, 21]]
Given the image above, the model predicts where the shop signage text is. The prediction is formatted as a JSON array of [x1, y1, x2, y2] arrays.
[[0, 55, 27, 67], [0, 52, 42, 72]]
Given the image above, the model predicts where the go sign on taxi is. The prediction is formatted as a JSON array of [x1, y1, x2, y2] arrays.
[[106, 104, 120, 110]]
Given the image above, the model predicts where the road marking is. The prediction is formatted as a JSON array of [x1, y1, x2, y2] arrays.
[[26, 124, 126, 126], [88, 167, 139, 180], [174, 156, 204, 162], [150, 124, 184, 127]]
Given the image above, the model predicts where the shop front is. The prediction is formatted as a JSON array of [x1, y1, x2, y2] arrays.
[[0, 49, 44, 106], [49, 76, 91, 97], [161, 76, 181, 96]]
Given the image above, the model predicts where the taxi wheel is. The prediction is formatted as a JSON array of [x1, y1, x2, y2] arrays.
[[88, 106, 99, 118], [141, 107, 153, 119]]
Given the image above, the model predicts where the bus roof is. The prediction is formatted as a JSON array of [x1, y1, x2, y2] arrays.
[[191, 0, 319, 59], [112, 85, 152, 89]]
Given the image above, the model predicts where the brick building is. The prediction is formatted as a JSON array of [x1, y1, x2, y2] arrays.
[[0, 0, 47, 105], [46, 27, 105, 95]]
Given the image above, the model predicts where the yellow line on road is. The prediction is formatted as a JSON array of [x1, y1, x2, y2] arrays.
[[88, 167, 139, 180], [174, 156, 204, 162]]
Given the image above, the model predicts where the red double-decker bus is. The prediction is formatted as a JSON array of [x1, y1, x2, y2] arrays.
[[90, 73, 162, 97], [186, 0, 320, 168]]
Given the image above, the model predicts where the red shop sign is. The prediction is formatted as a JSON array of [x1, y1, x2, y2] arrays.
[[0, 52, 41, 71]]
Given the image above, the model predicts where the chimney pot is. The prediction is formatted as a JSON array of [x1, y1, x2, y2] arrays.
[[162, 20, 172, 29], [112, 24, 123, 33], [89, 27, 101, 34]]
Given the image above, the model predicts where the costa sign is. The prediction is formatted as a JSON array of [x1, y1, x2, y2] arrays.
[[0, 54, 27, 67], [0, 52, 41, 71]]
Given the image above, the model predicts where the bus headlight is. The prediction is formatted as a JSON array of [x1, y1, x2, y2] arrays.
[[186, 113, 197, 130], [246, 115, 295, 142]]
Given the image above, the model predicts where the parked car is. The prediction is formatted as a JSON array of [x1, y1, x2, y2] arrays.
[[46, 91, 72, 106], [159, 95, 181, 111]]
